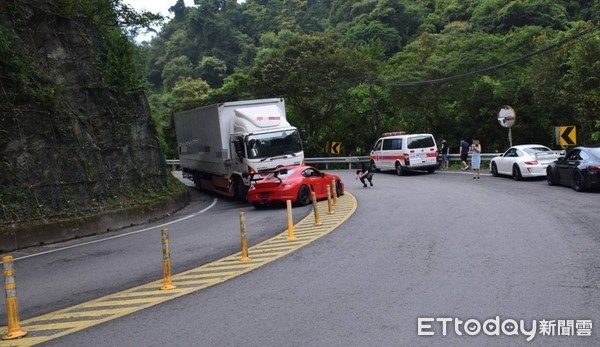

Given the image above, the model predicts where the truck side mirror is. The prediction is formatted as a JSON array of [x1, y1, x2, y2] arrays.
[[299, 129, 308, 143], [234, 139, 245, 161]]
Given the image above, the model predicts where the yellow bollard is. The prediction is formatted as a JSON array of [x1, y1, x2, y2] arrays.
[[326, 184, 334, 214], [240, 212, 251, 262], [2, 255, 27, 340], [311, 192, 322, 226], [160, 229, 176, 290], [286, 200, 295, 240], [331, 179, 338, 206]]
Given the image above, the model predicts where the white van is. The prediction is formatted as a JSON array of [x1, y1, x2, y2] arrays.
[[369, 132, 438, 175]]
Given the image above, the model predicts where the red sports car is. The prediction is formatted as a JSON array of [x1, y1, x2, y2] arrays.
[[247, 165, 345, 208]]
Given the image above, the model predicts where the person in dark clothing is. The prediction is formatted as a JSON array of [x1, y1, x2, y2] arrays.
[[356, 163, 374, 188], [440, 139, 450, 170], [459, 139, 470, 170]]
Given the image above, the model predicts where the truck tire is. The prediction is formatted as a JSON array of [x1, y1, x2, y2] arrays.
[[193, 172, 202, 191], [234, 177, 248, 200]]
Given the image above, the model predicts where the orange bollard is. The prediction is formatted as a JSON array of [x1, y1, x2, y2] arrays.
[[160, 229, 176, 290], [331, 179, 338, 206], [286, 200, 295, 240], [311, 192, 322, 226], [326, 184, 334, 214], [2, 255, 27, 340], [240, 212, 250, 262]]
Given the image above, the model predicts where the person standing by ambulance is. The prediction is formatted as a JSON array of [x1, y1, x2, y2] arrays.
[[470, 139, 481, 180], [440, 139, 449, 170]]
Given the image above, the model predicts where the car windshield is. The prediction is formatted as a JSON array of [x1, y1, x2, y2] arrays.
[[247, 130, 303, 159], [523, 146, 551, 155], [266, 168, 296, 179]]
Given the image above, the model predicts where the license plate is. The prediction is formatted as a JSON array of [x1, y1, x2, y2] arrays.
[[260, 193, 269, 198]]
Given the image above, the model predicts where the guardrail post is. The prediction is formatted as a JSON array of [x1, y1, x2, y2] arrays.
[[2, 255, 27, 340], [160, 229, 176, 290], [311, 192, 322, 226], [286, 200, 295, 240], [240, 212, 250, 262]]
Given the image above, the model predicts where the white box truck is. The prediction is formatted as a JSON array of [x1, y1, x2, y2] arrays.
[[174, 98, 305, 199]]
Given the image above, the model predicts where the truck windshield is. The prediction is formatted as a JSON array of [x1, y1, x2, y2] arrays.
[[246, 129, 303, 159]]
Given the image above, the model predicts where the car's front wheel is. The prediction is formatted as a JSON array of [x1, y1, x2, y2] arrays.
[[546, 168, 557, 186], [296, 185, 311, 206], [491, 162, 499, 177]]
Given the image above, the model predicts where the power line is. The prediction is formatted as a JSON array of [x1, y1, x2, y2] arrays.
[[373, 24, 600, 87]]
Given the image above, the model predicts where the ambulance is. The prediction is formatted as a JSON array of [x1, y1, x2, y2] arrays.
[[369, 132, 438, 175]]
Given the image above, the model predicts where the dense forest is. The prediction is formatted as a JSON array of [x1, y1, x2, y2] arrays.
[[139, 0, 600, 157], [1, 0, 599, 229]]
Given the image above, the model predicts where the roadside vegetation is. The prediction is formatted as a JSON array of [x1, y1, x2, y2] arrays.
[[135, 0, 600, 157]]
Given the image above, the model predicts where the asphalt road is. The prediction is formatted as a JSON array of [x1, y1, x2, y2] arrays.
[[4, 169, 600, 346], [1, 175, 313, 327]]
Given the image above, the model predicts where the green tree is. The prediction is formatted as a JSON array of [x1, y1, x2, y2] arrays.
[[171, 77, 211, 109], [248, 34, 371, 155], [161, 55, 194, 90], [196, 56, 227, 88]]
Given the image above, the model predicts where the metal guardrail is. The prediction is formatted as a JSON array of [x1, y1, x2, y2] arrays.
[[167, 153, 500, 171]]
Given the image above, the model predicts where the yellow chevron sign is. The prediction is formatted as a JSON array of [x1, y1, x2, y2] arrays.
[[557, 126, 576, 146], [326, 141, 341, 155]]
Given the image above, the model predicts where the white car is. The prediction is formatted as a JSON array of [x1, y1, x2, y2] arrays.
[[490, 144, 563, 180]]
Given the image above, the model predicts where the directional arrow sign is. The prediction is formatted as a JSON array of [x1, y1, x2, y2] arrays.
[[559, 126, 576, 146], [330, 141, 341, 155]]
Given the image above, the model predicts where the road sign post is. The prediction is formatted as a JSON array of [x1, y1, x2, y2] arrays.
[[556, 126, 576, 147], [497, 105, 516, 147]]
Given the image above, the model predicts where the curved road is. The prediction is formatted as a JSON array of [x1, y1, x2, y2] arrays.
[[3, 169, 600, 346]]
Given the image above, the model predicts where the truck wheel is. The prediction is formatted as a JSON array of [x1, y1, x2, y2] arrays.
[[234, 177, 248, 200], [193, 172, 202, 191], [296, 185, 311, 206]]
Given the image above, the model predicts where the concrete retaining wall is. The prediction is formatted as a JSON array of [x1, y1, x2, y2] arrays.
[[0, 191, 190, 253]]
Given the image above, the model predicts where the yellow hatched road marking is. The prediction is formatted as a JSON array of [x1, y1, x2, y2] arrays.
[[0, 193, 357, 346]]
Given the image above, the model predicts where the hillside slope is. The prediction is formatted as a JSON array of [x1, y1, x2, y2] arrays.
[[0, 1, 186, 250]]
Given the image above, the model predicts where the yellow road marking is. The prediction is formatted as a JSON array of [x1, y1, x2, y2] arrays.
[[0, 193, 357, 346]]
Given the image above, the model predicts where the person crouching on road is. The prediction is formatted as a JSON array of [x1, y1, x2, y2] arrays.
[[356, 163, 374, 188]]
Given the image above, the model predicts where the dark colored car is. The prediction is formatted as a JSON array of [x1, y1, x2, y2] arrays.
[[546, 145, 600, 191], [247, 165, 344, 208]]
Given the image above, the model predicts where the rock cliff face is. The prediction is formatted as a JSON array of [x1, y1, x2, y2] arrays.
[[0, 1, 173, 234]]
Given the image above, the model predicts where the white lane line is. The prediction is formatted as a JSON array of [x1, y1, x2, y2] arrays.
[[10, 198, 219, 262]]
